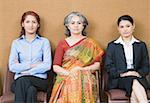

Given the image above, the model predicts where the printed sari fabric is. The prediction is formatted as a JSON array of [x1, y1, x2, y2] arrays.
[[50, 38, 104, 103]]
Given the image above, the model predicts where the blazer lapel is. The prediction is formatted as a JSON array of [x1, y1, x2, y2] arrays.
[[132, 43, 138, 68], [117, 44, 126, 62]]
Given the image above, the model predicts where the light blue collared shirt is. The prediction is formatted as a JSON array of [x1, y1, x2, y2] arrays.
[[9, 35, 52, 79]]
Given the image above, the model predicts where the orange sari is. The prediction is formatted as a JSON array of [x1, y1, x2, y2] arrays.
[[50, 38, 104, 103]]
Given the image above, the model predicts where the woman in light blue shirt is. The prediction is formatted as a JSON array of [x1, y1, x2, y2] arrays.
[[9, 11, 52, 103]]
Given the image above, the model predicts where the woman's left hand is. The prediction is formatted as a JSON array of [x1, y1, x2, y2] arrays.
[[71, 66, 82, 72], [124, 71, 141, 77], [30, 62, 42, 68], [129, 71, 141, 77], [69, 66, 82, 79]]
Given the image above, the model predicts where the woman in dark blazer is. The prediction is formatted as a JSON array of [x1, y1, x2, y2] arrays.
[[105, 15, 149, 103]]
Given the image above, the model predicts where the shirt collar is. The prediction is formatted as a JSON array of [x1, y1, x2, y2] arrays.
[[114, 36, 140, 45], [19, 34, 41, 40]]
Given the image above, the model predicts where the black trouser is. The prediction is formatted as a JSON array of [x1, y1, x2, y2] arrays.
[[11, 76, 48, 103]]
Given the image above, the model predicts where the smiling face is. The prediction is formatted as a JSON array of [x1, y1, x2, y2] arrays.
[[22, 15, 39, 35], [118, 20, 135, 38], [67, 16, 84, 35]]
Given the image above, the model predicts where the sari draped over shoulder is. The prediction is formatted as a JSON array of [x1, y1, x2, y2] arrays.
[[50, 38, 104, 103]]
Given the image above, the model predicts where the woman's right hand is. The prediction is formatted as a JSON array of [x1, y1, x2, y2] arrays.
[[21, 70, 30, 75], [69, 66, 82, 79], [71, 66, 82, 72], [62, 70, 70, 76]]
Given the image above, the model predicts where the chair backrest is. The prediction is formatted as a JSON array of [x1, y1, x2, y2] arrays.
[[101, 69, 108, 91], [3, 67, 14, 94], [46, 70, 56, 101]]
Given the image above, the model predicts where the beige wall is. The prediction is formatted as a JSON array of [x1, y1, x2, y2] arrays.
[[0, 0, 150, 95], [147, 0, 150, 56]]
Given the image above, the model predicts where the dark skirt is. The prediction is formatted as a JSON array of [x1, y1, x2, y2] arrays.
[[118, 76, 149, 97]]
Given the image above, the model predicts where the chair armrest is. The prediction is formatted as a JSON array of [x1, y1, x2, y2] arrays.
[[46, 70, 56, 101]]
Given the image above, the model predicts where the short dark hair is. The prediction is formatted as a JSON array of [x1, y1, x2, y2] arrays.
[[117, 15, 134, 26], [64, 11, 88, 37]]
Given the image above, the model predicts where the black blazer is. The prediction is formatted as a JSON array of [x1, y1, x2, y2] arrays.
[[104, 40, 150, 89]]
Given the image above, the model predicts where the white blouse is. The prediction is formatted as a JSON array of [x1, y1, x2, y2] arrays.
[[114, 36, 140, 69]]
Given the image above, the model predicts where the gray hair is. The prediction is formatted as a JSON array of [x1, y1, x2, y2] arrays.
[[64, 11, 88, 36]]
